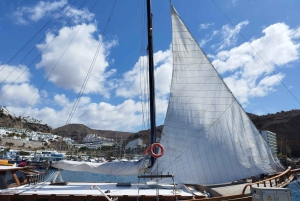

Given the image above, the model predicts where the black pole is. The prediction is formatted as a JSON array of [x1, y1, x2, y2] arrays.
[[146, 0, 156, 166]]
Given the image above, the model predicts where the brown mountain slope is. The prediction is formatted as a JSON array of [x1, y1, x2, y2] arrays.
[[248, 109, 300, 157], [52, 124, 133, 143], [125, 110, 300, 157], [2, 109, 300, 156], [123, 125, 163, 147], [0, 113, 52, 133]]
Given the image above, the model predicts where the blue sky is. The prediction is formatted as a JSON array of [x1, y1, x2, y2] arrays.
[[0, 0, 299, 132]]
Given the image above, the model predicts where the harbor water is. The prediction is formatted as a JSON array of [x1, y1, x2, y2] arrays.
[[288, 178, 300, 201], [45, 168, 142, 183], [45, 169, 300, 200]]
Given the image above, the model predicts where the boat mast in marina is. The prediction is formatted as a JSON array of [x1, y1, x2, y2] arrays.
[[146, 0, 157, 166], [1, 1, 299, 200]]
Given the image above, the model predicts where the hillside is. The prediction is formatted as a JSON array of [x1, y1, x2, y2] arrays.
[[125, 110, 300, 156], [123, 125, 164, 147], [248, 109, 300, 156], [0, 112, 52, 133], [52, 124, 133, 143], [1, 109, 300, 156]]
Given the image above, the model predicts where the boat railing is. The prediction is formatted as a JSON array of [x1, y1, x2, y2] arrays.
[[18, 169, 45, 185], [242, 166, 292, 194]]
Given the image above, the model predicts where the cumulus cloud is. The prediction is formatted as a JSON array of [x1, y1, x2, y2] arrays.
[[0, 83, 40, 107], [13, 0, 94, 25], [116, 47, 172, 100], [36, 23, 117, 98], [13, 0, 67, 24], [212, 22, 300, 105], [7, 94, 146, 131], [0, 64, 30, 84], [63, 6, 94, 24]]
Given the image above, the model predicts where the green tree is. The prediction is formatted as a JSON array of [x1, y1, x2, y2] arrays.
[[5, 142, 14, 148], [19, 151, 30, 156], [78, 147, 89, 153], [7, 133, 16, 137], [21, 133, 27, 139]]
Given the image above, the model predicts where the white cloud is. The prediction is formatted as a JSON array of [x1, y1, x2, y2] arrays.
[[199, 23, 214, 30], [213, 23, 300, 105], [8, 95, 146, 131], [54, 94, 69, 106], [200, 30, 219, 47], [199, 20, 248, 48], [36, 23, 117, 98], [116, 47, 172, 99], [14, 0, 68, 24], [13, 0, 94, 25], [0, 64, 30, 84], [249, 73, 285, 97], [63, 7, 95, 24], [0, 83, 40, 107], [218, 20, 249, 50]]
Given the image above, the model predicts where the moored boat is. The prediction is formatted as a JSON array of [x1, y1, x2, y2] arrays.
[[0, 1, 299, 201]]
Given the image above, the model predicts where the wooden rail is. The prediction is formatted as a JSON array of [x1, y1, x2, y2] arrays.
[[291, 168, 300, 174], [242, 166, 292, 194]]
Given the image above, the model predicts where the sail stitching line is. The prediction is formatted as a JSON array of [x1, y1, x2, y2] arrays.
[[215, 120, 240, 180], [230, 104, 254, 177], [236, 106, 266, 174], [159, 4, 282, 184], [172, 15, 276, 180], [194, 139, 209, 183], [223, 110, 247, 178], [212, 125, 232, 182]]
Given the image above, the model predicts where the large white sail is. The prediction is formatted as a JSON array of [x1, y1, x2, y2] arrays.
[[151, 6, 283, 185]]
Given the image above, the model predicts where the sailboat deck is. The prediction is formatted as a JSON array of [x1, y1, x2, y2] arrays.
[[0, 182, 196, 197], [211, 183, 251, 196]]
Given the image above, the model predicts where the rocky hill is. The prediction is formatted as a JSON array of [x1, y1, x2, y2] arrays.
[[0, 112, 52, 133], [52, 124, 133, 143], [248, 109, 300, 157], [125, 110, 300, 157], [1, 108, 300, 156], [123, 125, 163, 147]]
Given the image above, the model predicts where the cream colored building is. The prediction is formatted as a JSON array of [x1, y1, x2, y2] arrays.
[[260, 130, 278, 155]]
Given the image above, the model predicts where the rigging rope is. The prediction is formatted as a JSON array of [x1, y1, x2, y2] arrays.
[[0, 0, 79, 88], [66, 0, 118, 125], [0, 0, 73, 73], [19, 0, 92, 116], [139, 0, 149, 131]]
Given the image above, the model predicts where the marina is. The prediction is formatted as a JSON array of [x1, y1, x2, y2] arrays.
[[0, 0, 300, 200]]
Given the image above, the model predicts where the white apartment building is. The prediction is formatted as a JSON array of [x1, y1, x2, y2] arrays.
[[260, 130, 278, 156]]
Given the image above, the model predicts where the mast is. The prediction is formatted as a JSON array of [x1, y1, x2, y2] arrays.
[[146, 0, 156, 165]]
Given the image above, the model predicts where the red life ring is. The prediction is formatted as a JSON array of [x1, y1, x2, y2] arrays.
[[143, 147, 150, 156], [150, 143, 164, 158]]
